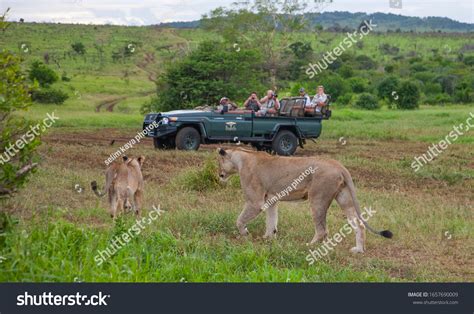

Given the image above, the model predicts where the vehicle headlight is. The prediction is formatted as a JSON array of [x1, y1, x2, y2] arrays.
[[161, 117, 169, 125]]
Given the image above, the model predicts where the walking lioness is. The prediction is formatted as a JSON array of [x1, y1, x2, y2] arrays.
[[217, 148, 392, 253], [91, 156, 145, 219]]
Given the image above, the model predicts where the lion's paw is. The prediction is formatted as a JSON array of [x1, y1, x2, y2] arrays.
[[350, 247, 364, 254]]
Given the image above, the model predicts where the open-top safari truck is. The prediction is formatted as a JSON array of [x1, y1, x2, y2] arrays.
[[143, 96, 331, 156]]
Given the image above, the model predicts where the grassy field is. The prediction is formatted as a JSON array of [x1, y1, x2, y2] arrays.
[[0, 23, 473, 282], [0, 104, 472, 282]]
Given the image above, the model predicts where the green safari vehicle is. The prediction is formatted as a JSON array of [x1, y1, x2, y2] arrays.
[[143, 96, 331, 156]]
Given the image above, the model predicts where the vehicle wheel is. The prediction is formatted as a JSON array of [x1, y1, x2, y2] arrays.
[[153, 137, 176, 150], [272, 130, 298, 156], [175, 127, 201, 151]]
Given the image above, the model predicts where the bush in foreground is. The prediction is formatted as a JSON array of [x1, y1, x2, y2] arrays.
[[31, 88, 69, 104]]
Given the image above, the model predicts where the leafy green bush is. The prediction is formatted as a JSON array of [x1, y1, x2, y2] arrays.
[[337, 64, 354, 78], [336, 93, 354, 106], [377, 76, 400, 103], [354, 93, 380, 110], [31, 88, 69, 104], [425, 94, 452, 105], [462, 55, 474, 66], [355, 55, 377, 70], [348, 77, 368, 93], [28, 60, 58, 87], [396, 81, 420, 109], [71, 42, 86, 55], [454, 81, 473, 103]]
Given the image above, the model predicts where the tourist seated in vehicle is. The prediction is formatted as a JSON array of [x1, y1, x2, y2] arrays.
[[257, 90, 280, 117], [217, 97, 237, 112], [306, 85, 328, 115], [243, 92, 261, 112], [299, 88, 311, 107]]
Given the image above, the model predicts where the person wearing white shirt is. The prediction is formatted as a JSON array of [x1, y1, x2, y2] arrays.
[[310, 85, 328, 114], [299, 88, 311, 107]]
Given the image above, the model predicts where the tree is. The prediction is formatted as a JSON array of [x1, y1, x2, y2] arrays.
[[0, 51, 41, 198], [202, 0, 321, 87], [144, 41, 265, 112], [28, 60, 58, 87], [396, 80, 420, 109]]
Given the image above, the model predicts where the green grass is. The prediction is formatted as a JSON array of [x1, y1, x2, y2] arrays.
[[0, 22, 473, 283]]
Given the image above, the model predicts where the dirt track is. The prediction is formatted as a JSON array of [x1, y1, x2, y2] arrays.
[[43, 128, 473, 202]]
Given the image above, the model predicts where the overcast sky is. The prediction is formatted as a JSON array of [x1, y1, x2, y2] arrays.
[[1, 0, 472, 25]]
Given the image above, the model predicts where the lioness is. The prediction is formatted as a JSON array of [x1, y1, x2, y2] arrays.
[[91, 156, 145, 219], [217, 148, 392, 253]]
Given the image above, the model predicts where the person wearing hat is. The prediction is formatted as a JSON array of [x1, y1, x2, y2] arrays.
[[299, 88, 311, 108], [217, 97, 237, 112]]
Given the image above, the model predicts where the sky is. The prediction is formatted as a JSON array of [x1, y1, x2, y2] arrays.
[[1, 0, 473, 25]]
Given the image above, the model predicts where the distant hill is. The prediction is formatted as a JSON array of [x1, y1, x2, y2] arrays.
[[157, 11, 474, 33]]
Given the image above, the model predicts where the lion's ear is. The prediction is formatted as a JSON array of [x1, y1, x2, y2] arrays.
[[137, 156, 145, 166], [218, 148, 227, 156]]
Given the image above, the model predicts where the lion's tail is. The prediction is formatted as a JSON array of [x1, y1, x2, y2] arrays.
[[341, 168, 393, 239], [91, 181, 106, 197]]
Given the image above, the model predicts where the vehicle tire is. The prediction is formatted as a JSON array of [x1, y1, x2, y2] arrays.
[[175, 127, 201, 151], [153, 137, 176, 150], [272, 130, 298, 156]]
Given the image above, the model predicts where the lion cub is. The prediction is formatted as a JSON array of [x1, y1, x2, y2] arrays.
[[91, 156, 145, 219]]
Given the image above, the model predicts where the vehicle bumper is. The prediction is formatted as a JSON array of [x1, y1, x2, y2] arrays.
[[143, 124, 178, 138]]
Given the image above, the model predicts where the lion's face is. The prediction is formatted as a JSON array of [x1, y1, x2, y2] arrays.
[[217, 148, 237, 182]]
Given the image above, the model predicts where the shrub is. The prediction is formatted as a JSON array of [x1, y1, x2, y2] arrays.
[[423, 82, 443, 95], [462, 55, 474, 66], [336, 93, 354, 106], [384, 64, 395, 73], [337, 64, 354, 78], [454, 81, 473, 103], [348, 77, 368, 93], [396, 81, 420, 109], [28, 61, 58, 87], [71, 42, 86, 55], [61, 71, 71, 82], [354, 93, 380, 110], [31, 88, 69, 104], [355, 55, 377, 70], [377, 76, 400, 103], [425, 94, 452, 105]]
